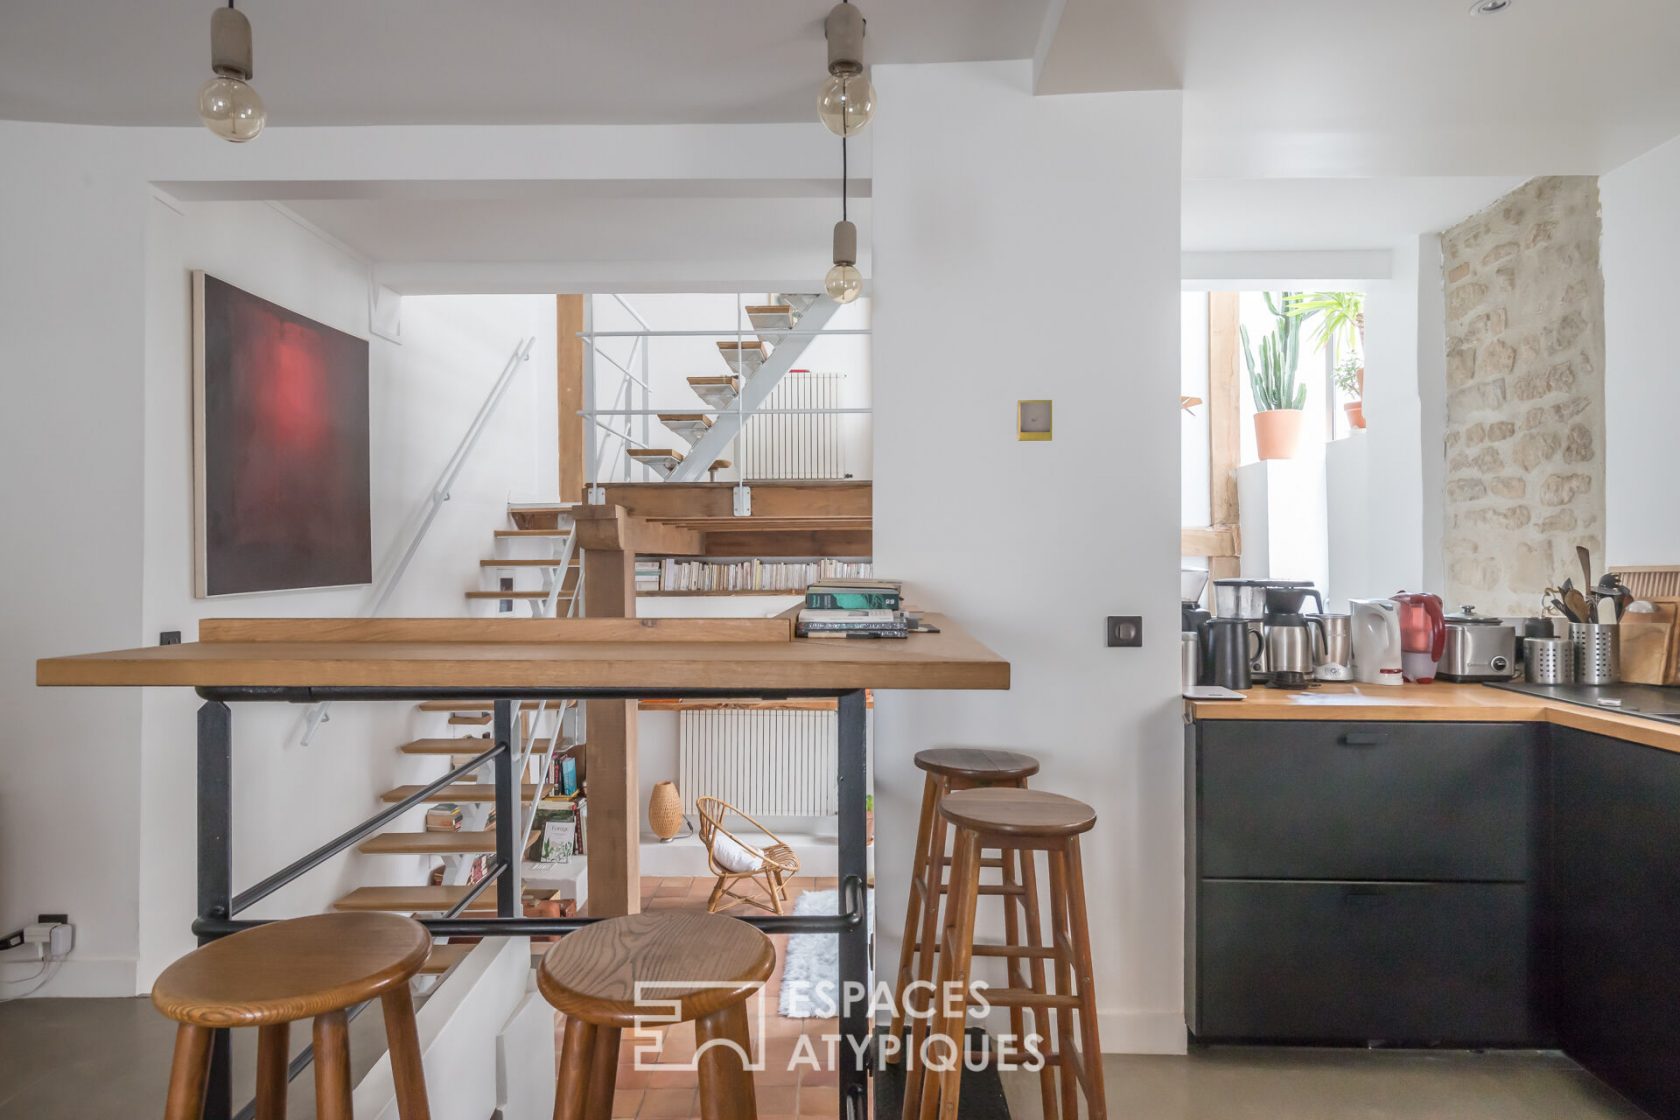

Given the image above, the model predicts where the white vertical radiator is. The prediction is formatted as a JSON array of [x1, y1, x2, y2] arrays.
[[737, 370, 845, 481], [678, 709, 839, 816]]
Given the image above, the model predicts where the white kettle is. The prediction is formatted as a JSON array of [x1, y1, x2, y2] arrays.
[[1350, 598, 1404, 686]]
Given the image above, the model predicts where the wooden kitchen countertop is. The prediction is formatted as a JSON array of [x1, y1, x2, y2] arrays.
[[1187, 682, 1680, 755], [35, 615, 1009, 693]]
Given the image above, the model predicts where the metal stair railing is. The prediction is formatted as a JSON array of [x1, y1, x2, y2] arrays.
[[299, 336, 535, 745]]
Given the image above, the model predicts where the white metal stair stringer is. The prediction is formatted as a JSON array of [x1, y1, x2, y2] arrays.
[[666, 295, 842, 482]]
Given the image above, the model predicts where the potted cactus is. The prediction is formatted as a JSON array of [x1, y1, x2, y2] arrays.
[[1242, 292, 1308, 459]]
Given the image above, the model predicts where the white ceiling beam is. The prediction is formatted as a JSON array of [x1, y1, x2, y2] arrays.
[[1033, 0, 1182, 95]]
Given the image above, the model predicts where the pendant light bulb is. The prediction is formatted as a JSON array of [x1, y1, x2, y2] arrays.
[[826, 220, 863, 304], [818, 72, 875, 138], [821, 2, 874, 136], [199, 5, 266, 143]]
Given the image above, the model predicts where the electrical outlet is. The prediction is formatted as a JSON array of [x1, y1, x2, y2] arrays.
[[1106, 616, 1144, 648], [37, 913, 68, 926], [160, 631, 182, 646]]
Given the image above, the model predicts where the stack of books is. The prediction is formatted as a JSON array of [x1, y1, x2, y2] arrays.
[[797, 579, 908, 639]]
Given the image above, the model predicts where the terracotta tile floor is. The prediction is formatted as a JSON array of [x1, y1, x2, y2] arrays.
[[560, 875, 846, 1119]]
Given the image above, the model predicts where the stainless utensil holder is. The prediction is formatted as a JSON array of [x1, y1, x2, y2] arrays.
[[1570, 623, 1619, 685], [1525, 636, 1574, 684]]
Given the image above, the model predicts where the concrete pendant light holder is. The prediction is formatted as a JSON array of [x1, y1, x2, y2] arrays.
[[825, 3, 866, 76], [833, 219, 858, 268], [210, 6, 255, 80]]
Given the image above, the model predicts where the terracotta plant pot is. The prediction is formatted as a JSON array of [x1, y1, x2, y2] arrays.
[[1344, 400, 1366, 430], [1253, 408, 1305, 460], [648, 780, 684, 842]]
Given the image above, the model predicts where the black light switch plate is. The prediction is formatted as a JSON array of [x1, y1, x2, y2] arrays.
[[1107, 616, 1143, 648]]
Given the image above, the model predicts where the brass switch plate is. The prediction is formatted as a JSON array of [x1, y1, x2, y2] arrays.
[[1018, 400, 1052, 441]]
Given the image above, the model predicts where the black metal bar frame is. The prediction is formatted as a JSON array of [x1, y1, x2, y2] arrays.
[[192, 685, 873, 1120]]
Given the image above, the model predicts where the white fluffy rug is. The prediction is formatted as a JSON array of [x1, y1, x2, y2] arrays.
[[777, 888, 873, 1018]]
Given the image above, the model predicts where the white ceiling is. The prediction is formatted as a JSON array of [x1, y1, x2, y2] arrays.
[[1181, 177, 1525, 254], [0, 1, 1046, 126], [1041, 0, 1680, 178]]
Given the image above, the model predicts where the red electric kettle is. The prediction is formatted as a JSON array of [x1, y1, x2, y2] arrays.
[[1391, 591, 1446, 683]]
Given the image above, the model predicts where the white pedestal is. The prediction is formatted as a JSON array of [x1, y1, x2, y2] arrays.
[[1237, 454, 1329, 597]]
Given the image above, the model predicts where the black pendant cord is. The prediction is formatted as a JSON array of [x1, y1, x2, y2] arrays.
[[841, 136, 849, 223]]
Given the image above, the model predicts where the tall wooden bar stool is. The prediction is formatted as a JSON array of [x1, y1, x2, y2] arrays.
[[538, 911, 775, 1120], [151, 912, 433, 1120], [889, 748, 1041, 1058], [911, 787, 1106, 1120]]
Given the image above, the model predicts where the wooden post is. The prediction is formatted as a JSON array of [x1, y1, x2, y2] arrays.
[[1207, 292, 1243, 581], [557, 295, 586, 503], [583, 543, 639, 916]]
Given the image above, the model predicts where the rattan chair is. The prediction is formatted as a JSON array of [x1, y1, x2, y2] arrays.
[[696, 796, 802, 915]]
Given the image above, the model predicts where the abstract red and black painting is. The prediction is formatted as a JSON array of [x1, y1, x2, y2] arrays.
[[192, 272, 372, 596]]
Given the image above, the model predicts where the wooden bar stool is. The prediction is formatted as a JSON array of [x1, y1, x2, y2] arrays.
[[910, 787, 1106, 1120], [151, 912, 433, 1120], [538, 911, 775, 1120], [889, 748, 1041, 1058]]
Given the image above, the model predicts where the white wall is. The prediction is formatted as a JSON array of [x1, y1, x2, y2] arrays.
[[1601, 133, 1680, 565], [138, 197, 556, 988], [1356, 237, 1433, 599], [872, 61, 1185, 1053], [1, 118, 556, 993]]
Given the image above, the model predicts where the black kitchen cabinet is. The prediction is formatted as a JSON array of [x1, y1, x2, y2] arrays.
[[1198, 880, 1536, 1043], [1198, 720, 1534, 882], [1550, 727, 1680, 1120], [1187, 719, 1543, 1045]]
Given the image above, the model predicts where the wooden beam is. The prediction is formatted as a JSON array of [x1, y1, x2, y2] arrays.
[[594, 481, 872, 521], [697, 529, 872, 558], [1207, 292, 1242, 531], [557, 295, 585, 503], [197, 617, 794, 644], [572, 505, 704, 555], [1182, 526, 1240, 559], [583, 544, 639, 917]]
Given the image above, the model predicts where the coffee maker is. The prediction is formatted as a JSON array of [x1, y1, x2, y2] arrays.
[[1213, 578, 1321, 682], [1181, 569, 1212, 634], [1263, 585, 1325, 689]]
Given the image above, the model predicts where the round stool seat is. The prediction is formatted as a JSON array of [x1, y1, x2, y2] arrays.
[[539, 912, 775, 1029], [913, 747, 1040, 783], [939, 787, 1096, 838], [152, 913, 431, 1029]]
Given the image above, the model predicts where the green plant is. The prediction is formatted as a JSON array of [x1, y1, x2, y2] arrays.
[[1243, 324, 1307, 411], [1334, 354, 1363, 398], [1241, 292, 1306, 412], [1285, 291, 1365, 359]]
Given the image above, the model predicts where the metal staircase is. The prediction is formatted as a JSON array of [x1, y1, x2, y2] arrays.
[[584, 293, 859, 494]]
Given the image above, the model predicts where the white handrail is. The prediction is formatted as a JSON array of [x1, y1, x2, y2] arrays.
[[299, 336, 536, 745]]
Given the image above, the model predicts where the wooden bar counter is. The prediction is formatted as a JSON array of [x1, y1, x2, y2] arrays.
[[1187, 680, 1680, 755], [36, 615, 1008, 1120]]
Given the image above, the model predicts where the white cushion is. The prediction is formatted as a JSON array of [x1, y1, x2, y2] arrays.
[[711, 831, 765, 873]]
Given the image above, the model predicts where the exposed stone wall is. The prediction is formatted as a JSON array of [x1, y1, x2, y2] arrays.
[[1441, 177, 1607, 616]]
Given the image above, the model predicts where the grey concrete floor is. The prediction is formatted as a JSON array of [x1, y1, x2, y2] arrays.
[[1000, 1046, 1651, 1120], [0, 998, 1655, 1120], [0, 996, 390, 1120]]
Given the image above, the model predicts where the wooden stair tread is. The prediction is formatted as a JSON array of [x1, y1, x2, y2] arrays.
[[450, 713, 491, 725], [627, 448, 685, 461], [333, 884, 502, 914], [686, 376, 740, 387], [421, 942, 549, 975], [745, 304, 794, 317], [493, 529, 572, 538], [465, 590, 577, 600], [656, 412, 713, 425], [400, 737, 553, 755], [359, 831, 499, 855], [380, 783, 541, 804], [716, 340, 767, 354], [479, 558, 581, 568]]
